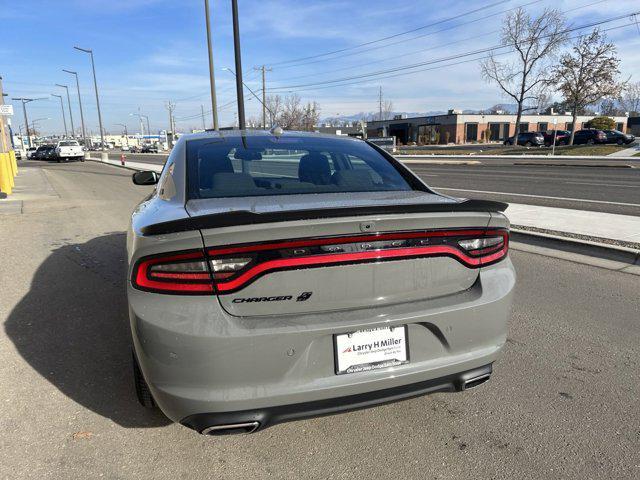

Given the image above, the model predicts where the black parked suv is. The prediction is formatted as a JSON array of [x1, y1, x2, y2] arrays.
[[33, 145, 57, 160], [603, 130, 635, 145], [140, 144, 159, 153], [503, 131, 545, 147], [572, 129, 607, 145]]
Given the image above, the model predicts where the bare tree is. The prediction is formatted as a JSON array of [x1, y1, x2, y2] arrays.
[[599, 98, 624, 116], [551, 29, 623, 144], [302, 101, 321, 131], [265, 94, 283, 127], [381, 100, 394, 120], [275, 94, 321, 131], [619, 81, 640, 115], [279, 94, 303, 129], [481, 8, 567, 136]]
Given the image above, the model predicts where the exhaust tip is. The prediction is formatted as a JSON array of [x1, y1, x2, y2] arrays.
[[201, 421, 260, 436], [462, 373, 490, 390]]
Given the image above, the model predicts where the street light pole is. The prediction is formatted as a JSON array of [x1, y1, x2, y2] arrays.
[[231, 0, 245, 130], [63, 70, 88, 148], [74, 46, 105, 150], [55, 84, 75, 137], [51, 94, 68, 137], [11, 97, 46, 149], [204, 0, 219, 130], [114, 123, 129, 148]]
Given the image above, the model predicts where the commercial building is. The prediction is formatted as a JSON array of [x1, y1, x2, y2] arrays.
[[366, 111, 629, 145]]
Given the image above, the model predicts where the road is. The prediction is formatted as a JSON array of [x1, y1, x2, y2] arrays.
[[1, 160, 639, 479], [117, 152, 640, 216]]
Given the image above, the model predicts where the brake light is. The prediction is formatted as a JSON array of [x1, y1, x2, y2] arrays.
[[132, 229, 509, 295], [208, 229, 509, 294], [132, 250, 213, 294]]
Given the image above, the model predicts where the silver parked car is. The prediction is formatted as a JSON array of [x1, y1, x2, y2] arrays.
[[127, 130, 515, 435]]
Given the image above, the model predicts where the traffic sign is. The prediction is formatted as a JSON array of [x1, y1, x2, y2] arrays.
[[0, 105, 14, 116]]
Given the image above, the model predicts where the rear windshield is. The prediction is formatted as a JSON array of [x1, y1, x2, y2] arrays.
[[59, 141, 79, 146], [186, 135, 415, 199]]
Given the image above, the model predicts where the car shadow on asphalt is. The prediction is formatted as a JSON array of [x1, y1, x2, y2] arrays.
[[4, 232, 171, 428]]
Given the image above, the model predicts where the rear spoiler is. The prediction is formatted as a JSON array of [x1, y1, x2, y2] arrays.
[[141, 199, 508, 236]]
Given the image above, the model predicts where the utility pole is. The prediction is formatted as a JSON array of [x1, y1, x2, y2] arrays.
[[165, 101, 175, 147], [378, 86, 383, 121], [231, 0, 245, 130], [74, 46, 105, 150], [63, 70, 88, 149], [130, 111, 145, 143], [201, 104, 206, 130], [55, 84, 75, 137], [51, 94, 68, 137], [114, 123, 128, 148], [253, 65, 272, 128], [204, 0, 219, 130]]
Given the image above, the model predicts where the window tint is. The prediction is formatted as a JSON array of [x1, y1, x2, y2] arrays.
[[59, 141, 79, 146], [186, 135, 415, 199]]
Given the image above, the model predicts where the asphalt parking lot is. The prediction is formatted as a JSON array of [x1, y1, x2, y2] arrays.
[[1, 161, 639, 479]]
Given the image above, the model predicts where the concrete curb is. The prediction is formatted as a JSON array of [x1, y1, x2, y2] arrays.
[[86, 155, 163, 173], [510, 229, 640, 276]]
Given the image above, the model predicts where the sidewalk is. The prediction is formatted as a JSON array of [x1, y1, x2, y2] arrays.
[[506, 203, 640, 247], [607, 145, 640, 157], [0, 165, 59, 214]]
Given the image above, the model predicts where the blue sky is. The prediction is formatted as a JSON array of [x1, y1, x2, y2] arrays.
[[2, 0, 639, 135]]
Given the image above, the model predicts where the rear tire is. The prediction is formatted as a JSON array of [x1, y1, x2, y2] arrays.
[[132, 350, 157, 408], [56, 158, 61, 163], [587, 139, 594, 145], [616, 139, 623, 145], [524, 141, 532, 147]]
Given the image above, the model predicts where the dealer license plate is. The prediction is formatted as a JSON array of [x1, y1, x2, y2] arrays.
[[334, 326, 408, 375]]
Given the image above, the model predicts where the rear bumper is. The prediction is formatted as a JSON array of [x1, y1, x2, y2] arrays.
[[181, 363, 492, 434], [128, 258, 515, 428]]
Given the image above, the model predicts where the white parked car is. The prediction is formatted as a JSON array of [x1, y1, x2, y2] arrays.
[[26, 147, 37, 159], [55, 140, 85, 162]]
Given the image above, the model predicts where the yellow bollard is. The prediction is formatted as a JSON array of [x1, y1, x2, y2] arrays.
[[0, 153, 12, 195], [6, 151, 16, 177], [6, 154, 14, 187], [9, 150, 17, 176]]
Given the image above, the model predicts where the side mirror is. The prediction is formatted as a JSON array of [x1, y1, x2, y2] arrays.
[[132, 170, 159, 185]]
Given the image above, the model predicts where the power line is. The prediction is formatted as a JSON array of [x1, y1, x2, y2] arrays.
[[273, 0, 545, 71], [266, 21, 636, 95], [268, 11, 639, 92], [266, 0, 514, 67], [272, 0, 607, 82]]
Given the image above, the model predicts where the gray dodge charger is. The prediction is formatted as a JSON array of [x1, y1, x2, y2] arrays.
[[127, 129, 515, 435]]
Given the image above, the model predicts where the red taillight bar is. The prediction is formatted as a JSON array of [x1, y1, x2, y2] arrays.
[[208, 229, 488, 256], [131, 229, 509, 295], [132, 251, 213, 294], [209, 229, 509, 294]]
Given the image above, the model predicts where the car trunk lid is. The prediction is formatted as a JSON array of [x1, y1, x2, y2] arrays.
[[184, 192, 505, 317]]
